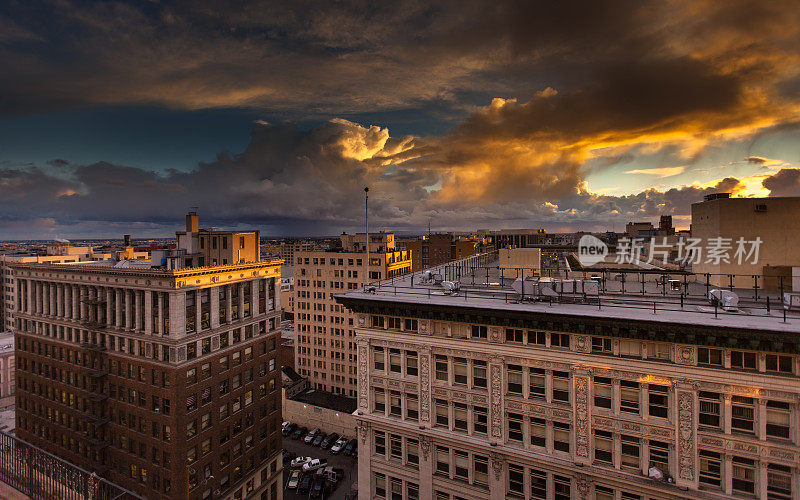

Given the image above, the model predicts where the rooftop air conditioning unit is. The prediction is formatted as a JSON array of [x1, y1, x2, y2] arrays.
[[783, 292, 800, 310], [422, 271, 433, 282], [441, 281, 460, 294], [709, 289, 739, 311]]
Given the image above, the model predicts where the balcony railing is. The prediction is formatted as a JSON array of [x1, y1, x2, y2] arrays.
[[0, 430, 143, 500]]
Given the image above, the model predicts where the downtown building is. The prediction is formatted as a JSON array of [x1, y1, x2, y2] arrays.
[[9, 214, 285, 500], [337, 253, 800, 500], [293, 232, 411, 397]]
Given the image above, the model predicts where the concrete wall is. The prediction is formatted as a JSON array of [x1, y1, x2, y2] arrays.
[[282, 393, 357, 439], [499, 247, 542, 277]]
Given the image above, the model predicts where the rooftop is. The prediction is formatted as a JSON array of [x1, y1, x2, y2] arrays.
[[289, 388, 357, 414], [338, 252, 800, 335]]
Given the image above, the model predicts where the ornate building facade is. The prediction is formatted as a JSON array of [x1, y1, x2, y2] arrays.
[[338, 268, 799, 500]]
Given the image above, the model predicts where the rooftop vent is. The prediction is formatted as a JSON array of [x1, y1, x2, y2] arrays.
[[704, 192, 730, 202]]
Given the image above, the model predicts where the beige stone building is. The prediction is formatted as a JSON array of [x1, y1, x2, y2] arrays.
[[692, 194, 800, 288], [0, 331, 13, 408], [337, 254, 800, 500], [293, 232, 411, 397]]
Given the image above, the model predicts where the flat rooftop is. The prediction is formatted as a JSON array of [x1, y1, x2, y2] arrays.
[[289, 389, 357, 414], [338, 254, 800, 334]]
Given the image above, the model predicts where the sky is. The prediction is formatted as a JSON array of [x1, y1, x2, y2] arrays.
[[1, 0, 800, 239]]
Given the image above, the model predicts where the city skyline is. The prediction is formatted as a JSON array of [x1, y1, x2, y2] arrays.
[[1, 0, 800, 239]]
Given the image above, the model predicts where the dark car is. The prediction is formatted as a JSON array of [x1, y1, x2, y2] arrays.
[[292, 426, 308, 440], [312, 432, 326, 447], [298, 474, 313, 494], [342, 439, 357, 456], [310, 476, 325, 498], [282, 450, 296, 465], [321, 432, 339, 449], [282, 423, 296, 437]]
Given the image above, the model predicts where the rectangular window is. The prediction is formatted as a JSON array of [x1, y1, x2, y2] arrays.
[[407, 439, 419, 466], [435, 356, 448, 382], [699, 450, 721, 488], [731, 396, 755, 433], [698, 392, 721, 428], [507, 365, 523, 394], [473, 360, 487, 388], [508, 464, 524, 495], [554, 475, 571, 500], [767, 464, 792, 500], [551, 333, 570, 348], [592, 337, 612, 353], [435, 399, 449, 427], [527, 330, 546, 345], [552, 370, 570, 403], [530, 468, 547, 499], [507, 412, 524, 442], [730, 350, 757, 370], [453, 358, 468, 385], [529, 417, 546, 447], [473, 406, 488, 435], [505, 328, 523, 343], [621, 434, 640, 469], [594, 377, 612, 409], [405, 351, 418, 376], [453, 403, 468, 432], [732, 457, 756, 495], [374, 472, 386, 499], [766, 354, 793, 374], [649, 440, 669, 472], [389, 349, 402, 373], [528, 368, 545, 400], [766, 400, 791, 439], [474, 454, 489, 487], [435, 446, 449, 475], [553, 421, 570, 453], [389, 391, 402, 417], [594, 430, 613, 465], [620, 380, 639, 414], [374, 388, 386, 413], [697, 347, 722, 366], [389, 434, 402, 459], [454, 450, 469, 481], [471, 325, 487, 339], [373, 346, 385, 371], [374, 431, 386, 456], [406, 393, 419, 421], [648, 384, 669, 418]]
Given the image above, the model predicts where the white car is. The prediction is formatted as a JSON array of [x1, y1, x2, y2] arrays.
[[282, 421, 291, 429], [302, 458, 328, 472], [330, 437, 348, 454], [303, 428, 320, 444], [290, 456, 312, 469], [286, 470, 301, 489]]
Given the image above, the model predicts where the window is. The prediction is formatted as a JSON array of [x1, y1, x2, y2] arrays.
[[649, 440, 669, 472], [553, 421, 570, 453], [407, 439, 419, 466], [766, 401, 791, 439], [374, 388, 386, 413], [472, 360, 487, 388], [620, 380, 639, 414], [529, 417, 546, 447], [648, 384, 669, 418], [528, 368, 545, 400], [405, 351, 418, 376], [646, 342, 671, 360], [435, 446, 449, 475], [389, 391, 402, 417], [505, 328, 523, 343], [471, 325, 487, 339], [374, 431, 386, 455], [373, 347, 385, 371], [453, 358, 468, 385], [453, 403, 468, 432], [551, 333, 569, 348], [435, 356, 448, 381], [507, 365, 523, 394], [732, 457, 756, 495], [406, 394, 419, 420], [553, 475, 571, 500], [767, 464, 792, 500], [766, 354, 793, 374], [699, 392, 721, 428], [389, 349, 401, 373], [731, 396, 755, 433], [552, 371, 570, 403], [454, 450, 469, 481], [699, 450, 721, 488], [507, 412, 524, 442], [404, 318, 418, 332], [473, 406, 488, 435], [594, 377, 612, 409], [527, 330, 546, 345], [435, 399, 449, 427], [474, 455, 489, 487], [594, 430, 613, 465], [374, 472, 386, 498], [530, 468, 547, 499], [697, 347, 722, 366], [508, 464, 524, 495], [592, 337, 612, 353], [389, 434, 402, 459], [730, 350, 757, 370], [596, 486, 615, 500], [621, 434, 639, 469]]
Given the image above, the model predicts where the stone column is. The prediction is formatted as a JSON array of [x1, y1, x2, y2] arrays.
[[125, 290, 132, 329], [115, 289, 123, 328], [723, 455, 733, 495], [272, 277, 281, 312], [210, 286, 220, 329], [489, 453, 506, 500], [356, 420, 372, 500], [225, 284, 233, 323], [251, 279, 259, 315], [79, 286, 87, 320], [144, 291, 153, 335], [72, 284, 79, 319], [757, 399, 767, 441], [195, 290, 202, 332], [356, 337, 370, 413], [106, 288, 113, 326], [758, 460, 768, 499], [135, 290, 143, 331], [488, 355, 504, 446], [418, 434, 434, 500], [56, 284, 63, 318], [238, 283, 244, 319], [418, 346, 432, 429], [168, 291, 186, 338], [641, 438, 651, 476], [674, 382, 698, 490], [572, 368, 592, 466], [43, 282, 50, 316], [723, 395, 732, 434], [26, 279, 33, 314], [158, 293, 165, 335]]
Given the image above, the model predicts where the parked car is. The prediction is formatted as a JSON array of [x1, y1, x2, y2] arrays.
[[312, 432, 326, 447], [282, 421, 291, 429], [282, 423, 296, 437], [282, 450, 296, 465], [290, 456, 313, 469], [330, 437, 348, 454], [343, 439, 357, 456], [332, 467, 345, 485], [310, 476, 325, 498], [298, 474, 313, 494], [286, 470, 301, 489], [304, 428, 320, 444], [321, 433, 339, 449], [302, 458, 328, 472], [292, 426, 308, 440]]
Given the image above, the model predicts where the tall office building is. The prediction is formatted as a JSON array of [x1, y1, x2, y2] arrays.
[[337, 254, 799, 500], [10, 215, 284, 500], [293, 232, 411, 397], [402, 234, 477, 273]]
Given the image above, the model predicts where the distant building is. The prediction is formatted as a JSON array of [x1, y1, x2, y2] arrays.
[[0, 331, 13, 408], [498, 247, 542, 278], [171, 211, 261, 268], [489, 229, 547, 249], [692, 194, 800, 288], [293, 232, 411, 397], [625, 221, 656, 238], [402, 234, 477, 272]]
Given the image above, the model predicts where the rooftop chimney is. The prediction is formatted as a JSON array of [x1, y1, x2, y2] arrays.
[[186, 211, 199, 233]]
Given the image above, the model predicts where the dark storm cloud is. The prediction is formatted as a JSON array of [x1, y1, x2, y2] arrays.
[[762, 168, 800, 197]]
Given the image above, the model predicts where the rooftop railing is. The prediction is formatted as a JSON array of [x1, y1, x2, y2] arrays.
[[0, 430, 143, 500]]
